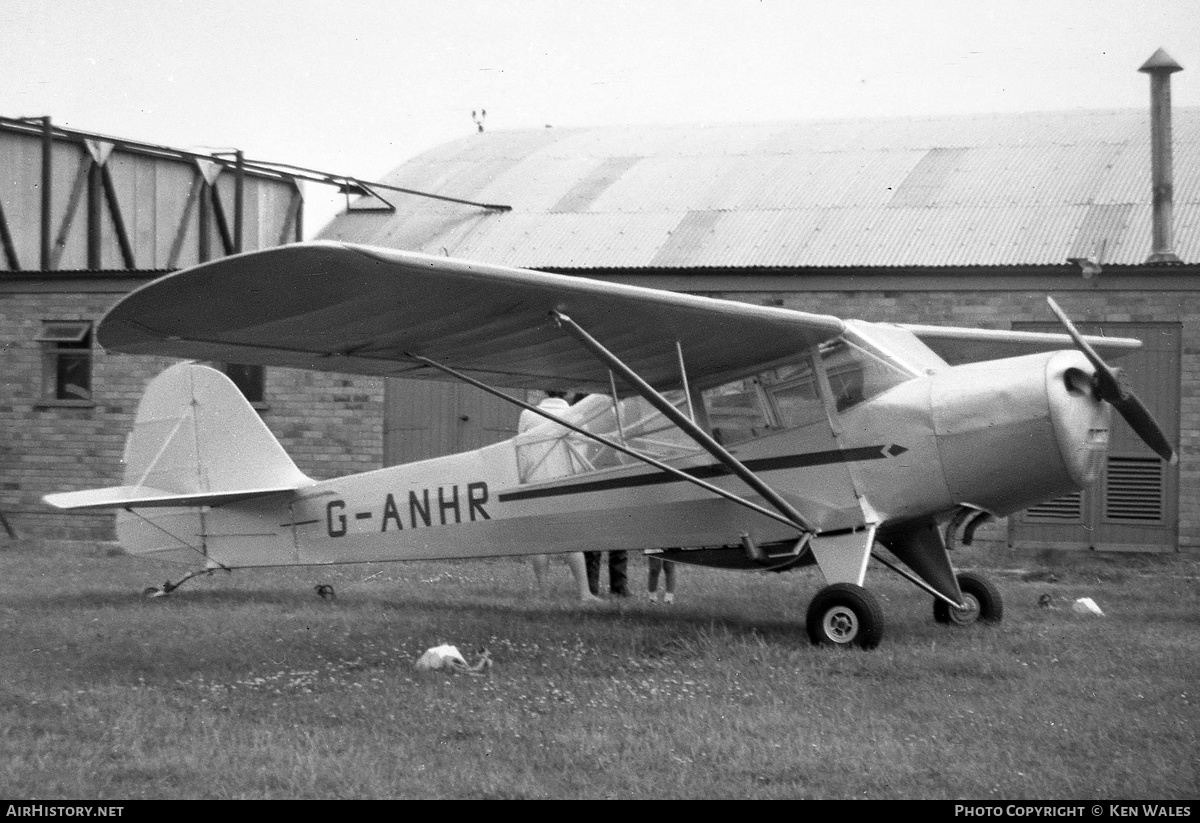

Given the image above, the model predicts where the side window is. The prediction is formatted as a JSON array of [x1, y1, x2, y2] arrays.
[[703, 359, 828, 445], [36, 321, 93, 403], [703, 377, 771, 445], [761, 360, 825, 428], [515, 391, 697, 483]]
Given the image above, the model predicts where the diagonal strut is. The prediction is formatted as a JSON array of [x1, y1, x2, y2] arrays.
[[406, 353, 802, 530], [552, 311, 815, 533]]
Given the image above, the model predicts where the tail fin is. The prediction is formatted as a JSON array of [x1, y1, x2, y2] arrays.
[[45, 363, 311, 510]]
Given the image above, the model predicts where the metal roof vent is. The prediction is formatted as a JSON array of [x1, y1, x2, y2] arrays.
[[1138, 48, 1184, 265]]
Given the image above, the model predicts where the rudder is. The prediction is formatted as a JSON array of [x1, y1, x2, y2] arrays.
[[122, 363, 310, 495]]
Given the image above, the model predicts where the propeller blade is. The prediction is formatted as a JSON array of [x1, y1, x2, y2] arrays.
[[1046, 297, 1110, 377], [1111, 391, 1178, 465], [1046, 296, 1176, 465]]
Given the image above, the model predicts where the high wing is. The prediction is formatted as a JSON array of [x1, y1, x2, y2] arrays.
[[100, 242, 845, 392], [899, 323, 1140, 365]]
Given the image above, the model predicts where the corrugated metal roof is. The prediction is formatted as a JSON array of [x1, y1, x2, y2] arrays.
[[318, 109, 1200, 268]]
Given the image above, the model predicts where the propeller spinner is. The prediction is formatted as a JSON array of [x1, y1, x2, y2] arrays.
[[1046, 297, 1177, 465]]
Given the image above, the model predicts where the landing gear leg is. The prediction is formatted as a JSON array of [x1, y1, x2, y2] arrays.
[[806, 583, 885, 649], [933, 571, 1003, 626]]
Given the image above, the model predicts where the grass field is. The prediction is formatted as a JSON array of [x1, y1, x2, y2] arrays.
[[1, 538, 1196, 799]]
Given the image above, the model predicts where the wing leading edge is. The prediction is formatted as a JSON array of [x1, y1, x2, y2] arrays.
[[899, 324, 1141, 365], [99, 242, 846, 392]]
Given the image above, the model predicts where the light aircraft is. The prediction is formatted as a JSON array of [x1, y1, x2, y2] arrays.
[[44, 242, 1176, 648]]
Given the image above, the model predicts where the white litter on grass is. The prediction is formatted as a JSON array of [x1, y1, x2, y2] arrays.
[[415, 644, 492, 674], [1072, 597, 1104, 616]]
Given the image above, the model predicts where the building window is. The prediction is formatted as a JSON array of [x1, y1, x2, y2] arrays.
[[224, 363, 266, 406], [36, 320, 93, 403]]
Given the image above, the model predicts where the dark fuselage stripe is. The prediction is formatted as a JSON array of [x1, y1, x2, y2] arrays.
[[496, 444, 906, 502]]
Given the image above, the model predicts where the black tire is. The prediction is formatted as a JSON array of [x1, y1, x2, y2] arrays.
[[806, 583, 885, 649], [934, 571, 1003, 626]]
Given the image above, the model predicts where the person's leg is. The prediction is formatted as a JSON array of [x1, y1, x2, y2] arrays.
[[584, 551, 602, 596], [531, 554, 550, 592], [647, 555, 662, 602], [663, 559, 677, 604], [566, 552, 601, 603], [609, 550, 628, 596]]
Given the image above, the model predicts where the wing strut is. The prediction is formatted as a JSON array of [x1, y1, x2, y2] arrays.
[[406, 354, 802, 531], [552, 311, 815, 534]]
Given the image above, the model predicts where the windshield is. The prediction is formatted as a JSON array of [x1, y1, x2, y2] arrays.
[[820, 336, 914, 412]]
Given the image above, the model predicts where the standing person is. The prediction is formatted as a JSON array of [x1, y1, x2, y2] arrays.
[[585, 549, 628, 598], [647, 555, 676, 604], [520, 391, 599, 604]]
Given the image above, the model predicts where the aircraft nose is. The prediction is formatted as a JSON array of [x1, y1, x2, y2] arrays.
[[930, 350, 1109, 516], [1045, 350, 1111, 488]]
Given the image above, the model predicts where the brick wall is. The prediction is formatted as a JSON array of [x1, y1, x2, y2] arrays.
[[1, 284, 382, 540]]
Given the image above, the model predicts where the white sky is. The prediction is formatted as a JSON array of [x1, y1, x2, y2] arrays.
[[5, 0, 1199, 235]]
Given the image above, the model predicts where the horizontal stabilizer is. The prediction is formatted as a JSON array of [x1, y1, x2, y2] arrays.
[[44, 484, 296, 511], [42, 363, 311, 513]]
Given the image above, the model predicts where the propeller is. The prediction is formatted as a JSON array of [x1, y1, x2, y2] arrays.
[[1046, 297, 1176, 465]]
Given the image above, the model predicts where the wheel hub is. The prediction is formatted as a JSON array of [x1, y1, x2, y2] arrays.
[[948, 592, 981, 625], [823, 605, 860, 643]]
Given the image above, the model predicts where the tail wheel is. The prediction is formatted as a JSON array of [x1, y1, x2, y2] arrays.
[[934, 571, 1003, 626], [806, 583, 885, 649]]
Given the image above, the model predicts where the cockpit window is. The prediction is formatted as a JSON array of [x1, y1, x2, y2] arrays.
[[513, 337, 913, 483], [516, 392, 697, 483], [703, 378, 771, 444], [703, 358, 826, 445], [762, 361, 824, 429]]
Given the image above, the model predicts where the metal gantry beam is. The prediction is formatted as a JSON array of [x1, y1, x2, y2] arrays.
[[39, 116, 52, 270], [2, 114, 514, 274], [49, 154, 90, 271], [99, 164, 136, 268]]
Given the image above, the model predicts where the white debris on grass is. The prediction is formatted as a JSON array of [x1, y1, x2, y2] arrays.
[[1072, 597, 1104, 616], [415, 644, 492, 674]]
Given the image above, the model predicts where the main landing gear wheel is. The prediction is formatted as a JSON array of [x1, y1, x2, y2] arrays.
[[806, 583, 884, 649], [934, 571, 1003, 626]]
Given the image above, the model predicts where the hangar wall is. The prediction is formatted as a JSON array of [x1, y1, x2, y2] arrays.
[[0, 118, 304, 273]]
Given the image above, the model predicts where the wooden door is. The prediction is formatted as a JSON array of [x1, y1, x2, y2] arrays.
[[384, 378, 523, 466]]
